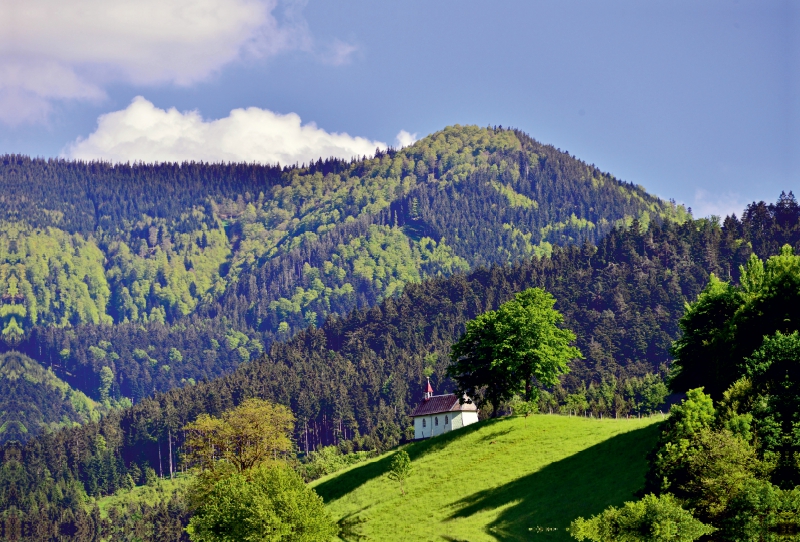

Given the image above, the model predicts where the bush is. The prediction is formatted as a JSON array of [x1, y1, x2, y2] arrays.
[[569, 493, 714, 542], [186, 463, 338, 542]]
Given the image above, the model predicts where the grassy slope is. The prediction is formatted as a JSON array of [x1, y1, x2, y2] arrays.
[[312, 414, 662, 542]]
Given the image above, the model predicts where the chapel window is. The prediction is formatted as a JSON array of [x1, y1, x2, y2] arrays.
[[435, 417, 439, 426], [445, 415, 449, 424], [422, 418, 426, 428]]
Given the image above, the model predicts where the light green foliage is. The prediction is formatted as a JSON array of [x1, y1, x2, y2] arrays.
[[667, 388, 715, 441], [569, 493, 714, 542], [0, 125, 676, 345], [105, 221, 231, 322], [168, 347, 183, 363], [739, 330, 800, 484], [0, 219, 231, 332], [186, 463, 337, 542], [500, 223, 554, 260], [540, 213, 595, 240], [145, 467, 158, 486], [635, 375, 670, 414], [564, 389, 589, 416], [215, 125, 522, 275], [269, 225, 468, 326], [183, 399, 294, 474], [449, 287, 582, 415], [0, 226, 113, 331], [721, 479, 800, 541], [335, 225, 421, 293], [422, 352, 437, 379], [313, 415, 660, 541], [650, 389, 717, 492], [508, 395, 538, 417], [386, 450, 412, 495], [490, 181, 538, 209], [98, 366, 114, 403]]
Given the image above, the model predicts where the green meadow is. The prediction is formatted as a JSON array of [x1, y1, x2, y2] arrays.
[[312, 414, 663, 542]]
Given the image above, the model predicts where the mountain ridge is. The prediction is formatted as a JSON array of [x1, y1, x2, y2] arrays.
[[0, 125, 685, 430]]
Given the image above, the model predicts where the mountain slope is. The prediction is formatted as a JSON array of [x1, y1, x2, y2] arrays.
[[3, 195, 798, 536], [312, 415, 661, 541], [3, 125, 685, 410], [8, 216, 750, 498]]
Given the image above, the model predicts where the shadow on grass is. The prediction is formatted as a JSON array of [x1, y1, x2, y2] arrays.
[[477, 427, 515, 443], [314, 418, 506, 503], [444, 422, 663, 541]]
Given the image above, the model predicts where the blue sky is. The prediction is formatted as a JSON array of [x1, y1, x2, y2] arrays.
[[2, 0, 797, 218]]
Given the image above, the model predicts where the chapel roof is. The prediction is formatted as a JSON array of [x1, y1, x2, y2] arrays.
[[410, 394, 478, 417]]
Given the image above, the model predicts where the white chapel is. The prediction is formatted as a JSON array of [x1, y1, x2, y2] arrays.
[[410, 379, 479, 439]]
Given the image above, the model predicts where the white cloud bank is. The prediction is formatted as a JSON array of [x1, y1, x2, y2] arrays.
[[67, 97, 415, 165], [0, 0, 313, 124]]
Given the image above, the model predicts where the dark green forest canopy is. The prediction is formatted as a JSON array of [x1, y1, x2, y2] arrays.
[[1, 125, 690, 441], [1, 192, 798, 538], [7, 210, 796, 496]]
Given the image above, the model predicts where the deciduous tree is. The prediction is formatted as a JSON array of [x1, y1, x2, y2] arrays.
[[448, 287, 581, 415]]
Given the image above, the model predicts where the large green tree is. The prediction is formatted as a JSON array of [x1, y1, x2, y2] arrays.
[[742, 331, 800, 487], [183, 398, 295, 474], [671, 245, 800, 399], [448, 287, 581, 415]]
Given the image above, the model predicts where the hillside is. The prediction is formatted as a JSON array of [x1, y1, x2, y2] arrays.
[[2, 194, 797, 538], [8, 200, 797, 511], [313, 414, 662, 541], [0, 351, 105, 442], [2, 125, 683, 419]]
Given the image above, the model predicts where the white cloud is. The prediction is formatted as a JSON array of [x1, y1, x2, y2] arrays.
[[0, 0, 309, 124], [66, 96, 388, 165], [690, 189, 747, 219], [395, 130, 418, 148]]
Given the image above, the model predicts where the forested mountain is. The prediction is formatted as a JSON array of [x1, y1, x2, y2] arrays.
[[3, 195, 798, 540], [0, 125, 685, 440]]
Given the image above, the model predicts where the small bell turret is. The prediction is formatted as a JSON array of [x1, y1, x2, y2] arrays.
[[424, 377, 434, 400]]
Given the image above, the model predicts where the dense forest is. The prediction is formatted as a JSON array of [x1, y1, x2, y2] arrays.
[[1, 125, 684, 440], [2, 192, 798, 539]]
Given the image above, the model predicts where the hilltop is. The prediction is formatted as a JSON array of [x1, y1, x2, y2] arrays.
[[312, 414, 662, 541], [2, 125, 682, 438]]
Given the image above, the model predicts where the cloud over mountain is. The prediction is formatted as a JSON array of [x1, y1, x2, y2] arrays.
[[0, 0, 308, 124], [66, 96, 390, 165]]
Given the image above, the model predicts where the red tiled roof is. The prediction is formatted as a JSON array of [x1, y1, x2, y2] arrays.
[[410, 394, 478, 417]]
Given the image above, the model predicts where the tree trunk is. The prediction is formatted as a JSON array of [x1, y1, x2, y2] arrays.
[[525, 375, 533, 403], [168, 429, 173, 479]]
